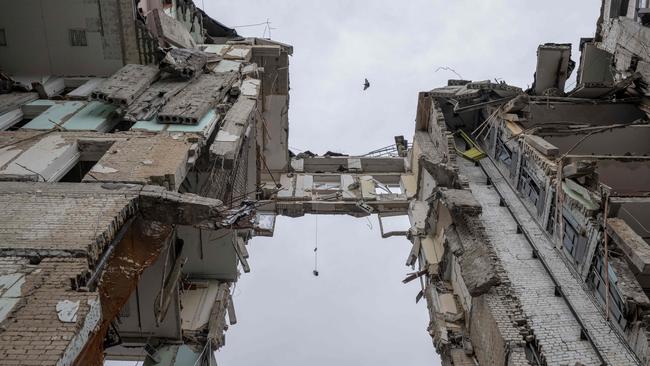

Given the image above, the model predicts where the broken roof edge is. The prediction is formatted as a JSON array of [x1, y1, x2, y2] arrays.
[[228, 37, 294, 56]]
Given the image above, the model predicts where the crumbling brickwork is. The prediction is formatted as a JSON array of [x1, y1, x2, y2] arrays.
[[0, 258, 98, 366], [0, 183, 138, 264]]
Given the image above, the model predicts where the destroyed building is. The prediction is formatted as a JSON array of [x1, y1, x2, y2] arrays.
[[1, 0, 650, 365]]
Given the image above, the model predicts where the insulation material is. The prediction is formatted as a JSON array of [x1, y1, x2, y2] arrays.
[[22, 101, 86, 130]]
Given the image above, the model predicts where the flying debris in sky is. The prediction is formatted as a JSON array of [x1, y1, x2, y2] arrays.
[[363, 78, 370, 90]]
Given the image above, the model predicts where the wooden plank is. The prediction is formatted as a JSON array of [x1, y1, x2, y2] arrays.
[[524, 135, 559, 157], [505, 120, 524, 135]]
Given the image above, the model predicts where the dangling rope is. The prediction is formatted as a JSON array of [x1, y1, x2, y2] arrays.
[[603, 191, 611, 321], [313, 214, 319, 276]]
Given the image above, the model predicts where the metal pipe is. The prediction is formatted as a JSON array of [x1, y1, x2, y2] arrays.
[[87, 215, 136, 291]]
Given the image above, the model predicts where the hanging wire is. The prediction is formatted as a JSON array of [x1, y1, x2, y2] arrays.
[[313, 214, 319, 276], [192, 341, 210, 366], [232, 21, 270, 28]]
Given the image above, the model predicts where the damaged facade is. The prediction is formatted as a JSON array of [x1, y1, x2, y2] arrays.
[[1, 1, 650, 365]]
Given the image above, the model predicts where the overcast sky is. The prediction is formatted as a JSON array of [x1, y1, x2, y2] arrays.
[[110, 1, 600, 365], [205, 1, 600, 366]]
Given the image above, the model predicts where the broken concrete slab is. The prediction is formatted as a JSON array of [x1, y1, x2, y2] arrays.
[[453, 217, 500, 297], [61, 102, 118, 132], [607, 218, 650, 276], [91, 64, 160, 107], [83, 134, 197, 191], [210, 97, 256, 168], [66, 78, 106, 100], [0, 108, 22, 131], [438, 189, 482, 217], [160, 48, 209, 79], [158, 72, 237, 124], [533, 43, 573, 95], [240, 79, 261, 98], [32, 76, 65, 99], [146, 8, 197, 49], [0, 92, 38, 116], [124, 77, 192, 122], [132, 109, 221, 139], [0, 134, 79, 182], [524, 134, 559, 158]]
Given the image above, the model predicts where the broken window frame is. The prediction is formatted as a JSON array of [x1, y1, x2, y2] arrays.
[[518, 160, 544, 215], [495, 134, 513, 167], [312, 175, 341, 193], [562, 208, 590, 267], [591, 254, 627, 329], [610, 0, 630, 18], [546, 189, 557, 235]]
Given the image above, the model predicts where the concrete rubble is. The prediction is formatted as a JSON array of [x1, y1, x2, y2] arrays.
[[0, 0, 650, 365]]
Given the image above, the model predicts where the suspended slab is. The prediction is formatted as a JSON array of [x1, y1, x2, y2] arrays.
[[82, 134, 198, 191], [158, 72, 237, 125], [90, 64, 160, 107], [209, 97, 256, 169], [131, 109, 221, 139], [124, 77, 192, 122]]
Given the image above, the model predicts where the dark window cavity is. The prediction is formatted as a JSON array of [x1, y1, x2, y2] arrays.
[[69, 29, 88, 47]]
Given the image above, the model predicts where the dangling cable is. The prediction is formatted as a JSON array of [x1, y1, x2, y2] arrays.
[[313, 215, 319, 276]]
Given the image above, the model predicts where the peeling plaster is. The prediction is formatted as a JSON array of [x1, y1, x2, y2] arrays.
[[215, 130, 239, 142], [57, 298, 101, 366], [91, 164, 118, 174], [56, 300, 80, 323]]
